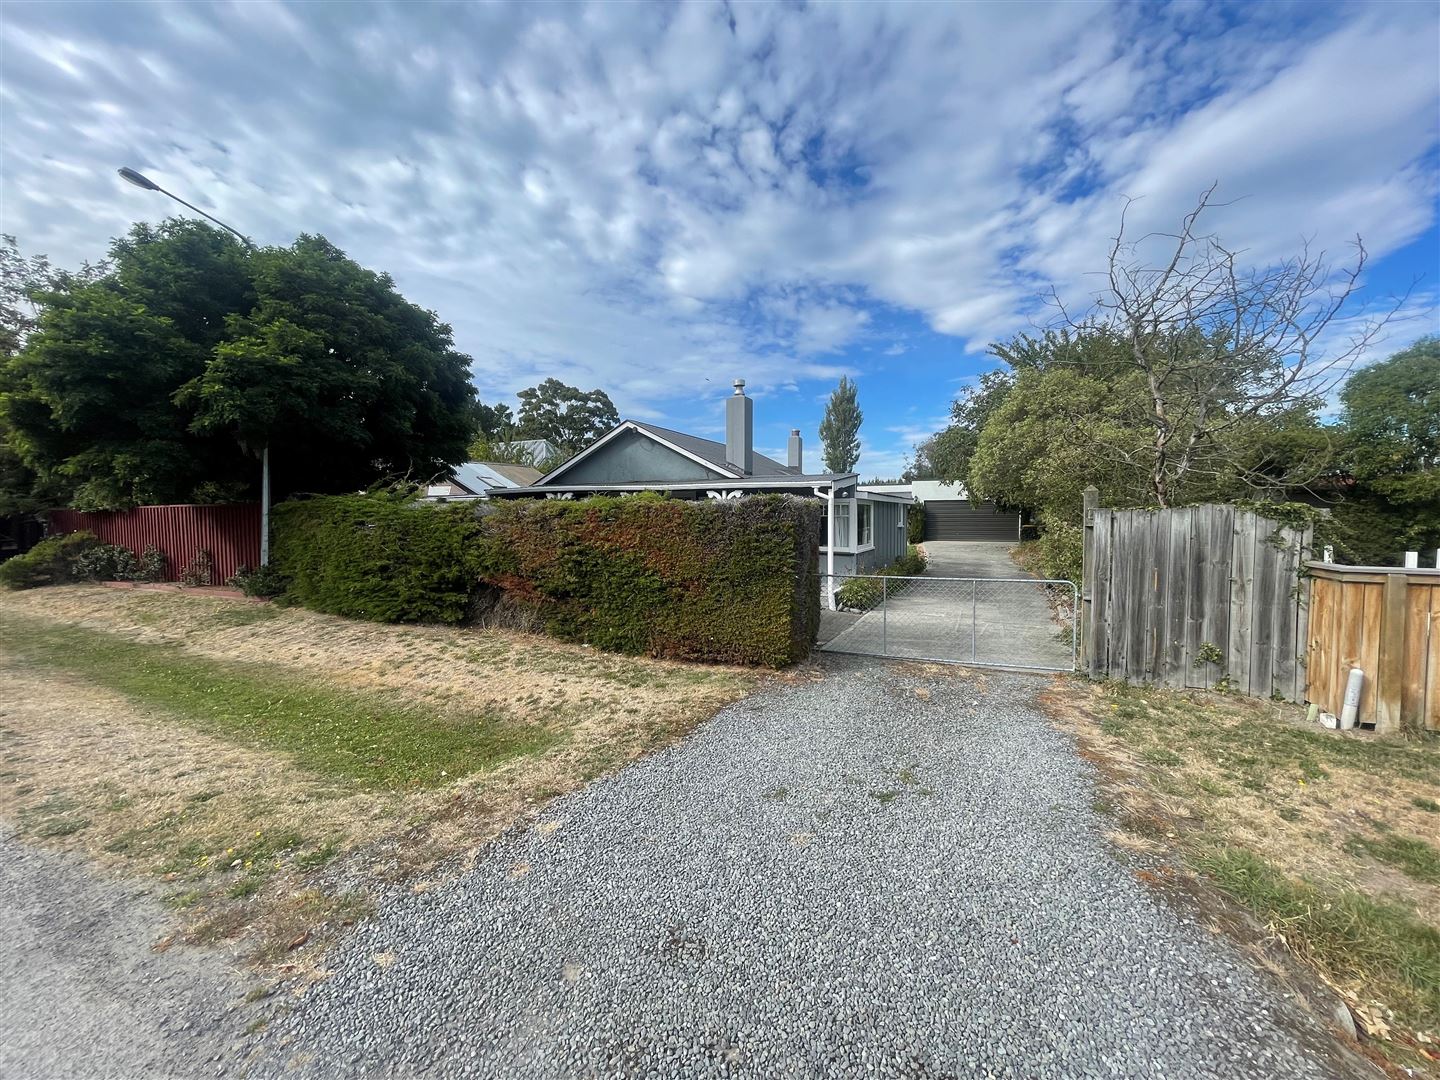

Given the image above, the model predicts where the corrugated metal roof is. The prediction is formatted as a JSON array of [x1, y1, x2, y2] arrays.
[[451, 462, 534, 493]]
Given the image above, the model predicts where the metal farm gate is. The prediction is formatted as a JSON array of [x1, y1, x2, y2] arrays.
[[820, 574, 1078, 672]]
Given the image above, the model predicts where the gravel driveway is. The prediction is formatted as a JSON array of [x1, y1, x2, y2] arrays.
[[249, 657, 1355, 1079], [0, 826, 257, 1079]]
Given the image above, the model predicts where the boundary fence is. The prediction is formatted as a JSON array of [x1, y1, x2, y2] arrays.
[[1307, 563, 1439, 733], [1083, 500, 1312, 701], [48, 503, 261, 584]]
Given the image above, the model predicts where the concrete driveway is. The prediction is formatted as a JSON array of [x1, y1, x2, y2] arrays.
[[921, 540, 1032, 577], [822, 542, 1074, 670]]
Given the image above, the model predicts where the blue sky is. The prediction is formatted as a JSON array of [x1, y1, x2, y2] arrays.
[[2, 1, 1437, 478]]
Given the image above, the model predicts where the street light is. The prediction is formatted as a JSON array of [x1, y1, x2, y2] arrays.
[[116, 166, 270, 565]]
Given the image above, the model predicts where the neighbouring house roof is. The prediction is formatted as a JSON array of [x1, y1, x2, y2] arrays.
[[449, 461, 542, 495], [501, 438, 561, 462], [482, 461, 544, 486]]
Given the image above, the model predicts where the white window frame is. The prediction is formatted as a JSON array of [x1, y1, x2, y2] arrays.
[[820, 498, 875, 554]]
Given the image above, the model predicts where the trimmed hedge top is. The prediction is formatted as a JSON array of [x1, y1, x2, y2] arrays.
[[271, 492, 820, 667]]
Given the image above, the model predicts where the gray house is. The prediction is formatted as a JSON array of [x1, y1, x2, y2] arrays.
[[489, 381, 911, 603]]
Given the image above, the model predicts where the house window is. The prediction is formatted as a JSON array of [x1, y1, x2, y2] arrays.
[[857, 502, 873, 547], [833, 501, 852, 548]]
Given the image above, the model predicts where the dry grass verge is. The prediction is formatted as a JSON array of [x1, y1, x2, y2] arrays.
[[1045, 679, 1440, 1076], [0, 585, 754, 971]]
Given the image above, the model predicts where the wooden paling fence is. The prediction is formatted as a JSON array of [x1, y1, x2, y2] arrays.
[[1307, 564, 1439, 733], [1082, 502, 1312, 701], [48, 503, 261, 584]]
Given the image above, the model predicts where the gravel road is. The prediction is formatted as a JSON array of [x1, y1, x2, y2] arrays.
[[0, 825, 257, 1079], [251, 657, 1359, 1079]]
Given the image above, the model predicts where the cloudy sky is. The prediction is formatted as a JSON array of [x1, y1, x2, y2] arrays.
[[2, 1, 1437, 477]]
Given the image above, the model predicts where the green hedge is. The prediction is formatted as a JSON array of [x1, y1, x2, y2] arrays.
[[271, 493, 487, 624], [271, 491, 821, 667], [0, 531, 99, 589]]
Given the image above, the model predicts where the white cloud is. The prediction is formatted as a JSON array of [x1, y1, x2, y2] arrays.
[[0, 0, 1435, 430]]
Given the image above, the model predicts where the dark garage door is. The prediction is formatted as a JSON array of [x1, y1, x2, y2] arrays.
[[924, 500, 1021, 542]]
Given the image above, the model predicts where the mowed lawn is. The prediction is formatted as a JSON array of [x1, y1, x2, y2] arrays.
[[0, 585, 754, 964], [1048, 682, 1440, 1074]]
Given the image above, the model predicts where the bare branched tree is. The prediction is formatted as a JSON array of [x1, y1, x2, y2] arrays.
[[1051, 185, 1405, 506]]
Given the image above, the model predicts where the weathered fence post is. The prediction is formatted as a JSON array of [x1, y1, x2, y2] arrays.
[[1376, 572, 1408, 735], [1080, 486, 1100, 670]]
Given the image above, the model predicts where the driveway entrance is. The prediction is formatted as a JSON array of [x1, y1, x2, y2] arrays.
[[820, 542, 1076, 671]]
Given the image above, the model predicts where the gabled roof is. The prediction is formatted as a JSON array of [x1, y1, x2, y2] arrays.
[[629, 422, 796, 478], [540, 420, 797, 486]]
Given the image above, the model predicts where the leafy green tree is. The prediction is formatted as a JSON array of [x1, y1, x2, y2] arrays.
[[968, 367, 1154, 517], [819, 375, 862, 473], [1331, 338, 1440, 564], [1339, 338, 1439, 504], [0, 234, 109, 357], [515, 378, 618, 455], [907, 366, 1021, 481], [906, 426, 972, 482], [474, 401, 516, 441], [1, 221, 477, 509], [1051, 186, 1390, 507]]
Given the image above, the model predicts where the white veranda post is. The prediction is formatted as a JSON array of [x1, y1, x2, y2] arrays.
[[814, 484, 835, 610]]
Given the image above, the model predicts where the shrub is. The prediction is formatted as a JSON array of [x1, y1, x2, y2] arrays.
[[895, 544, 927, 576], [227, 563, 288, 598], [0, 532, 99, 590], [835, 575, 885, 611], [271, 491, 821, 666], [834, 545, 929, 611], [135, 545, 167, 583], [1019, 512, 1082, 584], [180, 549, 214, 587], [907, 502, 926, 544], [478, 494, 819, 666], [72, 543, 140, 582]]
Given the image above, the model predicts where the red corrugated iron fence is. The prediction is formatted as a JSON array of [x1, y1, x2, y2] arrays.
[[48, 504, 261, 584]]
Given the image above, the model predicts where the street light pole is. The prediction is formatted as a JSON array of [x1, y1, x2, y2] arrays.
[[117, 167, 271, 566]]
